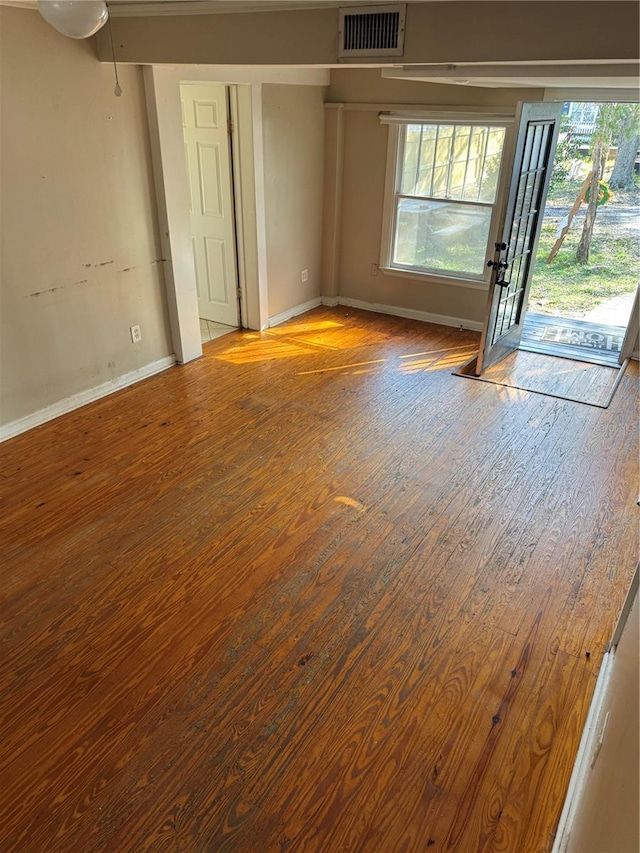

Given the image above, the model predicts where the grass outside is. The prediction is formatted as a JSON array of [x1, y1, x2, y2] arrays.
[[529, 178, 639, 318]]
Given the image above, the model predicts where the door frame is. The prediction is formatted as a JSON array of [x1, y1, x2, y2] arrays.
[[145, 65, 328, 363], [519, 93, 640, 369], [145, 66, 321, 363], [144, 67, 262, 363], [619, 285, 639, 363]]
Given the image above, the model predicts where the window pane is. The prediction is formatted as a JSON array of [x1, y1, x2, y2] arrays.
[[416, 166, 434, 197], [398, 124, 507, 204], [416, 130, 437, 196], [402, 125, 438, 195], [435, 127, 454, 168], [453, 127, 472, 162], [393, 198, 493, 277], [477, 128, 505, 202], [400, 126, 421, 194], [391, 120, 506, 277], [432, 164, 448, 195]]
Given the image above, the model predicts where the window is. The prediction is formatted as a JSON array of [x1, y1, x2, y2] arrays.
[[383, 120, 508, 280]]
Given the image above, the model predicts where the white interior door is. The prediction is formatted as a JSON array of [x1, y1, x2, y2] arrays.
[[181, 83, 239, 327]]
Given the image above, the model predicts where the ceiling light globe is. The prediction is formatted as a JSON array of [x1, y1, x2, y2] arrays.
[[37, 1, 109, 39]]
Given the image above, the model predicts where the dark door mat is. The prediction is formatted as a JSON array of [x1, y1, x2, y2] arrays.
[[521, 313, 625, 367]]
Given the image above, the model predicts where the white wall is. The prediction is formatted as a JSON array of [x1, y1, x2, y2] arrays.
[[0, 7, 173, 430], [262, 84, 325, 320], [560, 587, 639, 853]]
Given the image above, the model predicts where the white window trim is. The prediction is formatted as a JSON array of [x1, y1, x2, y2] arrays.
[[378, 264, 490, 290], [380, 114, 514, 288]]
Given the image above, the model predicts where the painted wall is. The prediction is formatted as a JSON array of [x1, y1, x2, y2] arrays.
[[324, 70, 540, 325], [0, 7, 172, 428], [95, 3, 640, 67], [327, 69, 544, 108], [262, 84, 325, 319]]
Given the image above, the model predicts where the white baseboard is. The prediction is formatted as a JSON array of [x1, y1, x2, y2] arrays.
[[1, 355, 177, 442], [323, 296, 483, 332], [281, 294, 481, 331], [266, 295, 633, 351], [268, 297, 322, 328], [551, 649, 616, 853]]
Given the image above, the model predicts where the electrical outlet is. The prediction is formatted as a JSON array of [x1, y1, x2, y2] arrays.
[[301, 269, 309, 283], [130, 324, 142, 344], [372, 263, 379, 276]]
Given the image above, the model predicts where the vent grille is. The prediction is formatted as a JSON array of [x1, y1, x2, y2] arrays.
[[338, 5, 406, 58]]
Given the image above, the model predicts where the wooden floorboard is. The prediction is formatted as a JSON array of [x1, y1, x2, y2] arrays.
[[457, 349, 622, 408], [0, 307, 637, 853]]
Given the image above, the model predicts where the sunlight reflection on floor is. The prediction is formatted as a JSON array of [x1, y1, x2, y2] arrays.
[[214, 311, 477, 373], [215, 339, 315, 364]]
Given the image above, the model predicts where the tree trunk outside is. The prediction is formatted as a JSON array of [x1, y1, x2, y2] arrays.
[[609, 132, 640, 190], [576, 141, 606, 264]]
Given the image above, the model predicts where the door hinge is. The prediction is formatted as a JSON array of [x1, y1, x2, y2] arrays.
[[227, 119, 235, 134], [236, 286, 242, 298]]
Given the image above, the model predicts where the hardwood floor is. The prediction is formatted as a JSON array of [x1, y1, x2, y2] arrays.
[[457, 350, 625, 408], [1, 308, 637, 853]]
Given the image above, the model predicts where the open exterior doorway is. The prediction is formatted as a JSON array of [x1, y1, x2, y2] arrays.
[[520, 101, 639, 368]]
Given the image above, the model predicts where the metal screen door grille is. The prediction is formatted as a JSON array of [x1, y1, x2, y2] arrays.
[[491, 120, 554, 345]]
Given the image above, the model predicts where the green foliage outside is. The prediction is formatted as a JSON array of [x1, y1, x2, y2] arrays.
[[530, 101, 639, 316], [529, 179, 639, 318], [549, 117, 582, 189]]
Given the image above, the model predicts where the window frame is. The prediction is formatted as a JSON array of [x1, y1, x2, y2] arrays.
[[380, 114, 514, 289]]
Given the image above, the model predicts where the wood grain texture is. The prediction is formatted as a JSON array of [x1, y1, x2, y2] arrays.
[[457, 349, 623, 408], [0, 308, 637, 853]]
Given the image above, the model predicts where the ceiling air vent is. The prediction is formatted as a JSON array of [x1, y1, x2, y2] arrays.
[[338, 4, 406, 58]]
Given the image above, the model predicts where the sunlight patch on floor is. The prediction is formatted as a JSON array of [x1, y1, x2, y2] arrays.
[[265, 320, 344, 336], [298, 359, 386, 376], [216, 339, 315, 364]]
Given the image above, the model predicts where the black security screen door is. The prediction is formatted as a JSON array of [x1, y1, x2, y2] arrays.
[[476, 102, 562, 374]]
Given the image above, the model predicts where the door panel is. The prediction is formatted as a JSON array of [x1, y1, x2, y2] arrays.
[[204, 237, 230, 305], [194, 99, 219, 129], [181, 83, 239, 327], [476, 102, 562, 374], [197, 143, 224, 217]]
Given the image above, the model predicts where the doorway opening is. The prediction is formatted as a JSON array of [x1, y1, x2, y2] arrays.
[[520, 101, 639, 368], [199, 319, 237, 343]]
